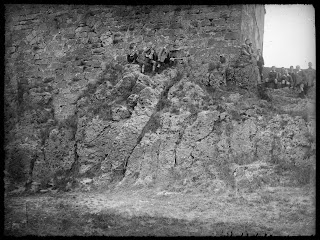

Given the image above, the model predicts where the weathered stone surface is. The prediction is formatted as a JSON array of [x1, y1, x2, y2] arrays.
[[240, 5, 265, 52], [5, 5, 315, 194]]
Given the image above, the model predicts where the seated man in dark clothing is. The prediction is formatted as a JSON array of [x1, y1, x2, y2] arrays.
[[239, 39, 252, 65], [127, 43, 138, 63], [265, 66, 278, 89], [145, 45, 158, 72], [280, 69, 293, 88]]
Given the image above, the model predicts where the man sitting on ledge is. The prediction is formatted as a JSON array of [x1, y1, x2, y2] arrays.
[[127, 43, 138, 64], [238, 39, 253, 66]]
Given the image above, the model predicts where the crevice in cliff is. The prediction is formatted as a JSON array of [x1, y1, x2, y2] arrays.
[[26, 152, 37, 190], [196, 125, 216, 143], [68, 112, 80, 177], [188, 152, 196, 169], [173, 112, 199, 167], [155, 140, 161, 177], [123, 70, 184, 175], [84, 124, 111, 146]]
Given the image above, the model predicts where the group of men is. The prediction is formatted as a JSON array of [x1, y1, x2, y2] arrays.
[[127, 43, 178, 74], [265, 63, 316, 97], [127, 39, 315, 98], [240, 38, 316, 97]]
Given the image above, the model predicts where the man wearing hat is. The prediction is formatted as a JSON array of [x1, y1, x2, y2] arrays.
[[295, 65, 308, 97], [218, 54, 227, 85], [305, 62, 316, 89], [239, 39, 253, 65], [256, 49, 264, 80]]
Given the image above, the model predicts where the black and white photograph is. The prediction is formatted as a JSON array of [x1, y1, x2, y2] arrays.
[[4, 4, 316, 236]]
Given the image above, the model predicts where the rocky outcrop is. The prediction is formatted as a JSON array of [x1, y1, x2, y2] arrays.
[[5, 60, 316, 193], [119, 86, 315, 192], [4, 5, 315, 194]]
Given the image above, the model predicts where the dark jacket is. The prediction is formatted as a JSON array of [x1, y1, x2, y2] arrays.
[[280, 74, 293, 86], [288, 72, 296, 86], [127, 52, 138, 63], [268, 71, 278, 82]]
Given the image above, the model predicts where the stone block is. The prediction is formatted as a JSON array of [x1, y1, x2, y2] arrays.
[[92, 47, 106, 54], [207, 38, 217, 47], [89, 37, 100, 44], [200, 19, 211, 27], [86, 60, 101, 68], [212, 19, 226, 26], [49, 62, 63, 69], [116, 55, 126, 63], [163, 29, 175, 36], [224, 32, 239, 40], [75, 26, 90, 33], [80, 38, 89, 44], [76, 31, 88, 38], [64, 33, 75, 39], [206, 12, 220, 19]]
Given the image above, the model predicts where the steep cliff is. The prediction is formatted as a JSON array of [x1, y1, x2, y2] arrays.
[[4, 4, 315, 194]]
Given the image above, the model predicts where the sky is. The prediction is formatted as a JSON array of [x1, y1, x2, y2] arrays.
[[263, 5, 316, 69]]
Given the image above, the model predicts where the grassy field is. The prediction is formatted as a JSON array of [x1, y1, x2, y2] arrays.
[[4, 185, 315, 236]]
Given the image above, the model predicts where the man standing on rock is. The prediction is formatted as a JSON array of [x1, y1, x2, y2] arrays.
[[239, 39, 253, 65], [305, 62, 316, 90], [256, 49, 264, 80], [288, 66, 296, 88], [295, 65, 308, 97]]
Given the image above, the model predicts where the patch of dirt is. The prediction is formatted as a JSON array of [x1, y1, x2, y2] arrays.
[[4, 185, 315, 236]]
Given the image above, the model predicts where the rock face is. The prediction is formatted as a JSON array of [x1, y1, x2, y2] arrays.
[[4, 5, 315, 193], [240, 5, 265, 52]]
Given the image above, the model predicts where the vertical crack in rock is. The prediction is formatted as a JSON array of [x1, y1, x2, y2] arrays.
[[26, 152, 38, 189], [173, 112, 199, 167], [123, 71, 184, 174], [188, 152, 196, 169], [71, 112, 80, 176], [270, 134, 276, 163], [174, 149, 177, 167], [85, 124, 111, 145], [65, 104, 80, 178], [155, 140, 162, 178], [196, 125, 216, 142]]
